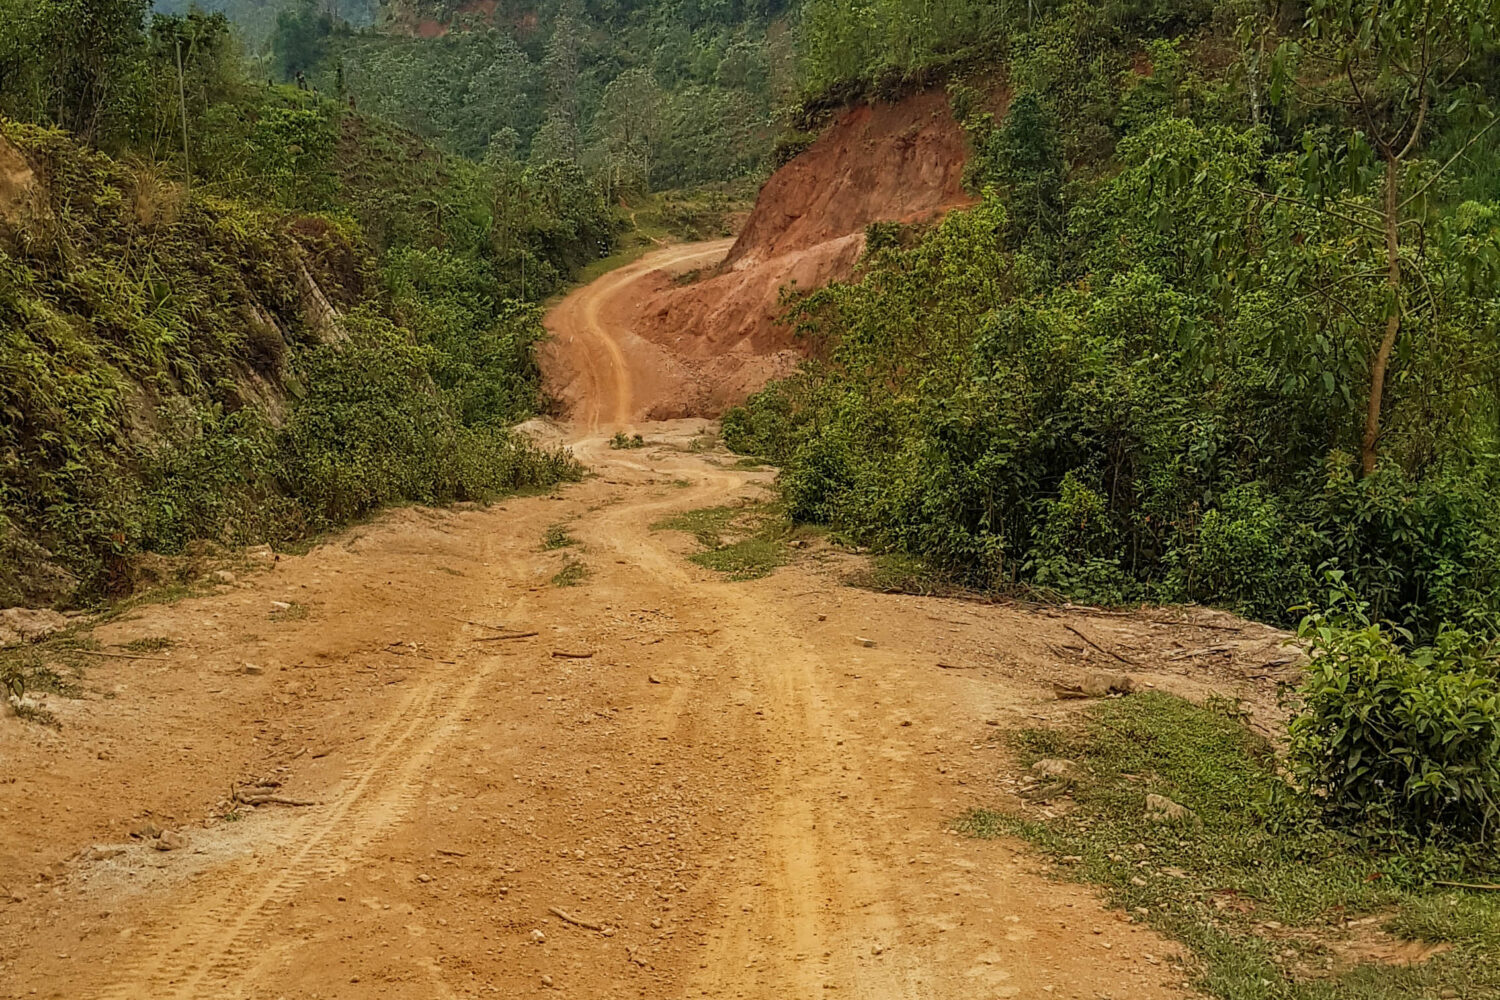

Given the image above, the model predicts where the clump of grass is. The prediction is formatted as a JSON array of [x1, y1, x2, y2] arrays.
[[849, 551, 961, 595], [609, 432, 647, 450], [543, 524, 578, 549], [960, 692, 1500, 1000], [653, 505, 741, 549], [269, 602, 308, 622], [552, 558, 589, 587], [693, 537, 788, 580], [652, 503, 791, 581]]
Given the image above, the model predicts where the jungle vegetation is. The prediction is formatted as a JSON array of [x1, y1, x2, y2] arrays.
[[0, 0, 606, 603], [727, 0, 1500, 854]]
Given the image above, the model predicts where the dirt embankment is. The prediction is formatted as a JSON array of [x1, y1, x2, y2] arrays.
[[584, 90, 974, 420]]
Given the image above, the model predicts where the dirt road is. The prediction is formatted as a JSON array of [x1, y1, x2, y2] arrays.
[[0, 244, 1244, 999]]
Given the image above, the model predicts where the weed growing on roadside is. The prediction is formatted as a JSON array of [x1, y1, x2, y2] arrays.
[[961, 692, 1500, 1000], [543, 525, 578, 549], [610, 432, 647, 450], [552, 558, 589, 587]]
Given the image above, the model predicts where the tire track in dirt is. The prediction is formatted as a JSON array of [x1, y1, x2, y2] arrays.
[[3, 246, 1209, 1000], [544, 241, 733, 430], [92, 655, 492, 1000]]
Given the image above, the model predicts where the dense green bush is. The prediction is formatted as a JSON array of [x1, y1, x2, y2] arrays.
[[278, 314, 578, 530], [1291, 585, 1500, 845], [726, 104, 1500, 636]]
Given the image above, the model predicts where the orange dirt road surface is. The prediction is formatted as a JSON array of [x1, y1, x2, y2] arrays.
[[0, 247, 1234, 1000]]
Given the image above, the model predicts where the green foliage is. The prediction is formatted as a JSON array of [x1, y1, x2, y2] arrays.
[[271, 0, 334, 79], [542, 524, 578, 549], [1163, 484, 1313, 623], [0, 0, 152, 145], [651, 503, 791, 580], [1291, 583, 1500, 845], [277, 315, 579, 531], [0, 39, 599, 601], [551, 556, 589, 587], [610, 431, 647, 449], [729, 41, 1500, 638], [967, 692, 1500, 1000], [277, 0, 789, 191]]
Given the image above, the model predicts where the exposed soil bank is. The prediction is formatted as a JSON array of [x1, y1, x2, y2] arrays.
[[546, 90, 974, 421]]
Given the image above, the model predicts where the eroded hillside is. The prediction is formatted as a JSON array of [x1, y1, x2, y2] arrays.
[[547, 89, 976, 420]]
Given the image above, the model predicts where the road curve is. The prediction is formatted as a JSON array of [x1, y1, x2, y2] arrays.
[[542, 240, 734, 433]]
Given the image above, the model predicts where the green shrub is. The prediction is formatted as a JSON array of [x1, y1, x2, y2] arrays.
[[1163, 484, 1314, 622], [1290, 581, 1500, 845], [1025, 472, 1135, 604], [277, 316, 578, 530]]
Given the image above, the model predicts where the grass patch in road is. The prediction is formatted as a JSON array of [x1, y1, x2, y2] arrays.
[[269, 602, 308, 622], [653, 505, 741, 549], [543, 524, 579, 549], [552, 558, 589, 587], [651, 503, 792, 581], [959, 692, 1500, 1000], [693, 536, 788, 580]]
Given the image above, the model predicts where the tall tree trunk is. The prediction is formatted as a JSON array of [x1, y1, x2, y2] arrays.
[[1361, 154, 1402, 476]]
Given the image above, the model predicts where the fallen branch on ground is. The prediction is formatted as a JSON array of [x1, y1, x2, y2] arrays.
[[235, 792, 318, 807], [473, 631, 540, 642], [449, 616, 508, 630], [1150, 618, 1244, 632], [1166, 645, 1233, 660], [1433, 880, 1500, 891], [72, 649, 171, 662], [551, 650, 594, 659], [1064, 624, 1138, 666], [548, 906, 604, 931]]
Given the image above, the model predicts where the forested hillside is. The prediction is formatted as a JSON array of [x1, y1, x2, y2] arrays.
[[730, 0, 1500, 644], [249, 0, 794, 191], [0, 0, 610, 605]]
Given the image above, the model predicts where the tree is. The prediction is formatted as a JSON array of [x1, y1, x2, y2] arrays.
[[0, 0, 151, 144], [541, 5, 582, 126], [587, 68, 664, 197], [1272, 0, 1500, 474], [529, 111, 581, 165], [272, 0, 334, 80]]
